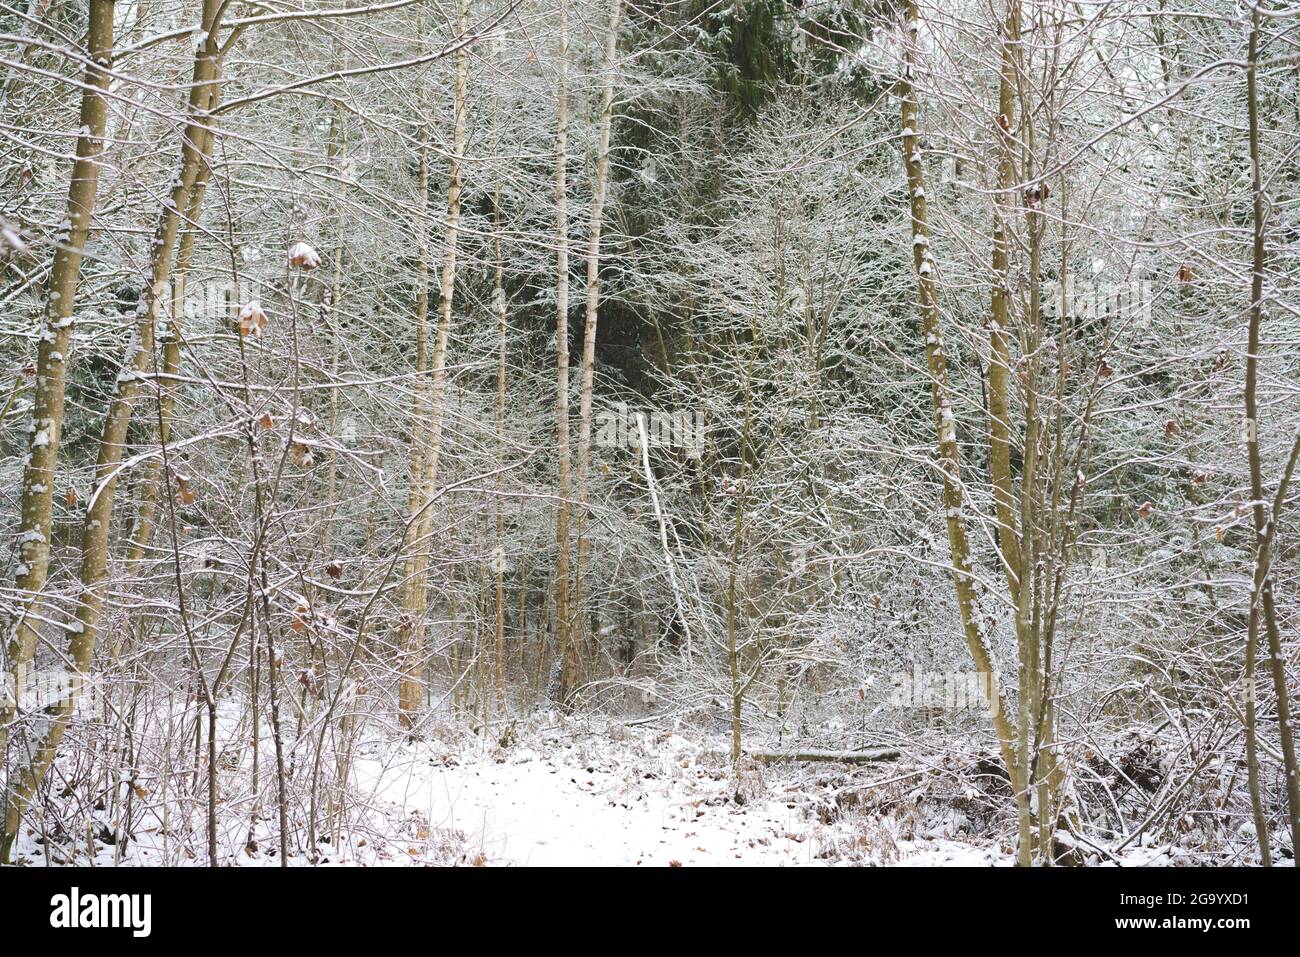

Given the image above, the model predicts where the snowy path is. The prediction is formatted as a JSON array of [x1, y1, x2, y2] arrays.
[[358, 734, 835, 866]]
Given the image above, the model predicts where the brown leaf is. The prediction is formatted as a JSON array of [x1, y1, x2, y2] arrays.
[[237, 300, 268, 338], [298, 669, 320, 695], [1023, 182, 1051, 207], [287, 241, 321, 270]]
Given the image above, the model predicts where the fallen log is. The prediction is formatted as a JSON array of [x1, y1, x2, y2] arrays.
[[749, 748, 901, 765]]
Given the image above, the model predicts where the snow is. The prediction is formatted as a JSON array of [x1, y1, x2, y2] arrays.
[[6, 716, 1009, 867], [355, 732, 834, 866], [340, 723, 1020, 867], [0, 223, 25, 253], [8, 712, 1268, 868]]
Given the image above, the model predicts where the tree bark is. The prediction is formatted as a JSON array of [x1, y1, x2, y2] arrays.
[[988, 0, 1022, 600], [1, 0, 226, 861], [399, 0, 471, 730], [1243, 5, 1300, 860], [554, 0, 578, 706], [574, 0, 624, 679], [896, 0, 1024, 834], [750, 749, 901, 765], [2, 0, 116, 763]]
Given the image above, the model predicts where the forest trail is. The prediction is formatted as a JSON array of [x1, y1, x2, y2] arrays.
[[354, 726, 1005, 867], [360, 730, 831, 866]]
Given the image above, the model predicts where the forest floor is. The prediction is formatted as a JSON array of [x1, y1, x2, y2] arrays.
[[347, 717, 1215, 866], [7, 712, 1229, 866], [351, 718, 1003, 866]]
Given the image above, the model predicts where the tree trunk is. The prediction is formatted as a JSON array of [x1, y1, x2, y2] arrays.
[[574, 0, 624, 685], [554, 0, 578, 707], [399, 0, 471, 730], [897, 0, 1024, 831], [1, 0, 225, 860], [492, 89, 509, 706], [2, 0, 116, 765], [1243, 6, 1300, 860], [988, 0, 1022, 600], [398, 126, 432, 728]]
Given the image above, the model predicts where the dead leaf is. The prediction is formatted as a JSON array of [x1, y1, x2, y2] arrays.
[[238, 300, 268, 338], [287, 241, 321, 270]]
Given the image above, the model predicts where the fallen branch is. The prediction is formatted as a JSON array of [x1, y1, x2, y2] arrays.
[[749, 748, 901, 765]]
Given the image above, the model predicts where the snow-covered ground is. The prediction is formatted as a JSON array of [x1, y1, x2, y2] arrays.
[[8, 714, 1254, 866], [339, 720, 1005, 867]]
